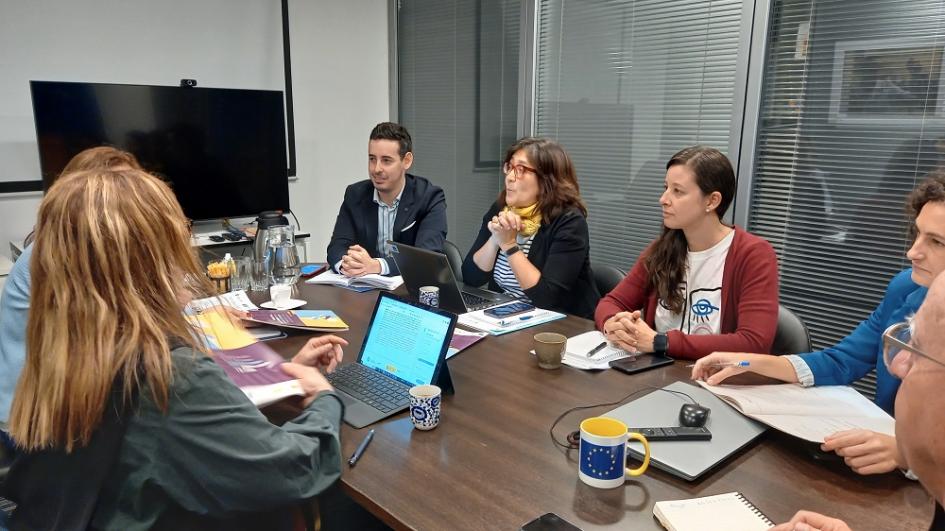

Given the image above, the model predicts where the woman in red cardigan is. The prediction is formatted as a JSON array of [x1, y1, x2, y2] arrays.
[[594, 146, 779, 360]]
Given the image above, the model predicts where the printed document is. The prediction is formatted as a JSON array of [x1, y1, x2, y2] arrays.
[[698, 382, 894, 442]]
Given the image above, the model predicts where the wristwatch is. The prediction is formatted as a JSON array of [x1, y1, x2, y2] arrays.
[[653, 332, 669, 353], [502, 244, 521, 257]]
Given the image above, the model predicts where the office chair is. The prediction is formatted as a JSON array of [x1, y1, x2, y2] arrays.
[[592, 263, 625, 296], [771, 304, 812, 355], [443, 240, 465, 284]]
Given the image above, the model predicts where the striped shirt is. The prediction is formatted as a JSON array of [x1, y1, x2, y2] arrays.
[[493, 235, 535, 300], [373, 187, 403, 275]]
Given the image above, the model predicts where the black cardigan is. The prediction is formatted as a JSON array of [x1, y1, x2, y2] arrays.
[[461, 204, 600, 319]]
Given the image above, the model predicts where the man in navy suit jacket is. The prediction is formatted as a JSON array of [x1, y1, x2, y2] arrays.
[[327, 122, 447, 277]]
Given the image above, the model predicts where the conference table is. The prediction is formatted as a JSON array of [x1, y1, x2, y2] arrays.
[[262, 283, 933, 530]]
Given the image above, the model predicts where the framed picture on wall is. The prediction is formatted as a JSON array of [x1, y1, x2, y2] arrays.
[[830, 37, 945, 124]]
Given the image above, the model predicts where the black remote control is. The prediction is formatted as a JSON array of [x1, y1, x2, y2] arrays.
[[629, 426, 712, 441], [208, 235, 225, 242]]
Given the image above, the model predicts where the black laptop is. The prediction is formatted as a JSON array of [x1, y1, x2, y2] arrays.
[[326, 292, 457, 428], [389, 241, 517, 314]]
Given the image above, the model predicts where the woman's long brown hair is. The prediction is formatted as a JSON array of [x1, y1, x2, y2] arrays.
[[497, 137, 587, 220], [9, 168, 210, 452], [643, 146, 736, 314]]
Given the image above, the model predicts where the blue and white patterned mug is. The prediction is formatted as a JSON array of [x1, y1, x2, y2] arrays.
[[409, 384, 442, 430], [419, 286, 440, 308]]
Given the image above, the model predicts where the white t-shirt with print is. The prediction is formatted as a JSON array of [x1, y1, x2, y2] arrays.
[[654, 230, 735, 335]]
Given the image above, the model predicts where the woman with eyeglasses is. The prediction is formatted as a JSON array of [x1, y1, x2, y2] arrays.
[[692, 171, 945, 476], [461, 137, 600, 318], [594, 146, 780, 359]]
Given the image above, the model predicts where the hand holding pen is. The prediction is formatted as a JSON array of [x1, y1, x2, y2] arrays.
[[690, 352, 759, 385]]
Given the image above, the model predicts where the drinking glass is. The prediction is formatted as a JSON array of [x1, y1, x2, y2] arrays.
[[250, 260, 270, 291], [231, 257, 252, 291], [267, 226, 300, 286]]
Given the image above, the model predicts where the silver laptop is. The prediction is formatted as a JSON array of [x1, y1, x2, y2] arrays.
[[604, 381, 766, 481], [326, 292, 457, 428], [389, 241, 517, 314]]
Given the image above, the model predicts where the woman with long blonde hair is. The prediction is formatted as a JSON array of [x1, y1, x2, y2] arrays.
[[3, 168, 347, 530], [1, 146, 144, 434]]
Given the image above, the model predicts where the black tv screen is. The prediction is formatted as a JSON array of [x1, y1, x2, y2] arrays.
[[30, 81, 290, 220]]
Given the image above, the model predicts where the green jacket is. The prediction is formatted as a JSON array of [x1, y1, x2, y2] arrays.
[[88, 347, 343, 530]]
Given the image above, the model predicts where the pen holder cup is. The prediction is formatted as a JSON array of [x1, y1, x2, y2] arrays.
[[534, 332, 567, 369], [207, 260, 231, 294]]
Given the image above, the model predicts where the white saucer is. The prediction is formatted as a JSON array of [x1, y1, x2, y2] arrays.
[[259, 299, 306, 310]]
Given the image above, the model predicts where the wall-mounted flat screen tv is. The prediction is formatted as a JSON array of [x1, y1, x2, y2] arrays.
[[30, 80, 290, 221]]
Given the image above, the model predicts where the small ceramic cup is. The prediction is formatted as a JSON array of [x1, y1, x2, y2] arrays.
[[269, 284, 292, 309], [419, 286, 440, 307], [409, 384, 442, 430], [534, 332, 567, 369]]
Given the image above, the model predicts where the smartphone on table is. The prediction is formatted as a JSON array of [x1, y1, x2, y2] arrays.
[[521, 513, 582, 531], [299, 263, 328, 279], [609, 353, 674, 374], [483, 301, 536, 319]]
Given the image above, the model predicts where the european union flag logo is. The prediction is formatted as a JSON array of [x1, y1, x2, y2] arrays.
[[579, 440, 623, 480]]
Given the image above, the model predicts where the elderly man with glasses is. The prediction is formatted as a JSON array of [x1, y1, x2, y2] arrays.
[[770, 273, 945, 530]]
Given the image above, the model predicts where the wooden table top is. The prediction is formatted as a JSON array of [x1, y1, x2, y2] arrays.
[[262, 283, 933, 531]]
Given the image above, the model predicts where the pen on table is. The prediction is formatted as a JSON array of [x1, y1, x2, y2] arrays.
[[498, 315, 534, 327], [685, 361, 751, 368], [348, 429, 375, 467], [586, 341, 608, 358]]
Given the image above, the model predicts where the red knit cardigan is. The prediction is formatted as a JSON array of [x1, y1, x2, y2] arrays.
[[594, 226, 779, 360]]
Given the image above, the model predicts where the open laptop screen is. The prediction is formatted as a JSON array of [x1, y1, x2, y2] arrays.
[[359, 295, 454, 387]]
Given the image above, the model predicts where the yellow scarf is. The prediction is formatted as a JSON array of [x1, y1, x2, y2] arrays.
[[505, 203, 542, 237]]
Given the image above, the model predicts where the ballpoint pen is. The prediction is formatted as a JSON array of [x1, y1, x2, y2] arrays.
[[348, 429, 375, 467], [685, 361, 750, 368], [498, 315, 535, 327], [586, 341, 608, 358]]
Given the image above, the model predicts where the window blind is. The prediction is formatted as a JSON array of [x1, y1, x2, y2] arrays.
[[397, 0, 521, 253], [748, 0, 945, 375], [534, 0, 745, 270]]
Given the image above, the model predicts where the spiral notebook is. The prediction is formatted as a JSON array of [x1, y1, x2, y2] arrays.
[[653, 492, 773, 531]]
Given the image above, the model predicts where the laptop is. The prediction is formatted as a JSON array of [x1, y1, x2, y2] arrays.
[[326, 292, 457, 428], [604, 381, 766, 481], [389, 241, 518, 314]]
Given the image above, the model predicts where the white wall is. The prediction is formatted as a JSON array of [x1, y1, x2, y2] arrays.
[[0, 0, 389, 261]]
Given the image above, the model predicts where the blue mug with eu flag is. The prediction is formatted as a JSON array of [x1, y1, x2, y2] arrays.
[[579, 417, 651, 488]]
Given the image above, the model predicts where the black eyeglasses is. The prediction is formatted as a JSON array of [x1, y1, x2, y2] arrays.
[[882, 321, 945, 378]]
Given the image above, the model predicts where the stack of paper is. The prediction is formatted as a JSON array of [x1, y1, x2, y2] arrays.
[[186, 310, 303, 407], [458, 306, 566, 335], [698, 381, 895, 442], [305, 271, 404, 291], [187, 290, 258, 313]]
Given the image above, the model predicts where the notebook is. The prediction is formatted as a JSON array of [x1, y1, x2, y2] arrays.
[[305, 270, 404, 291], [653, 492, 773, 531]]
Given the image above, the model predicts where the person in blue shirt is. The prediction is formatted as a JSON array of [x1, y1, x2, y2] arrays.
[[692, 172, 945, 476], [0, 245, 30, 429], [0, 147, 143, 431]]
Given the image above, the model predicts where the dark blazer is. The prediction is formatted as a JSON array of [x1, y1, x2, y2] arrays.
[[461, 203, 600, 319], [327, 174, 448, 276]]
